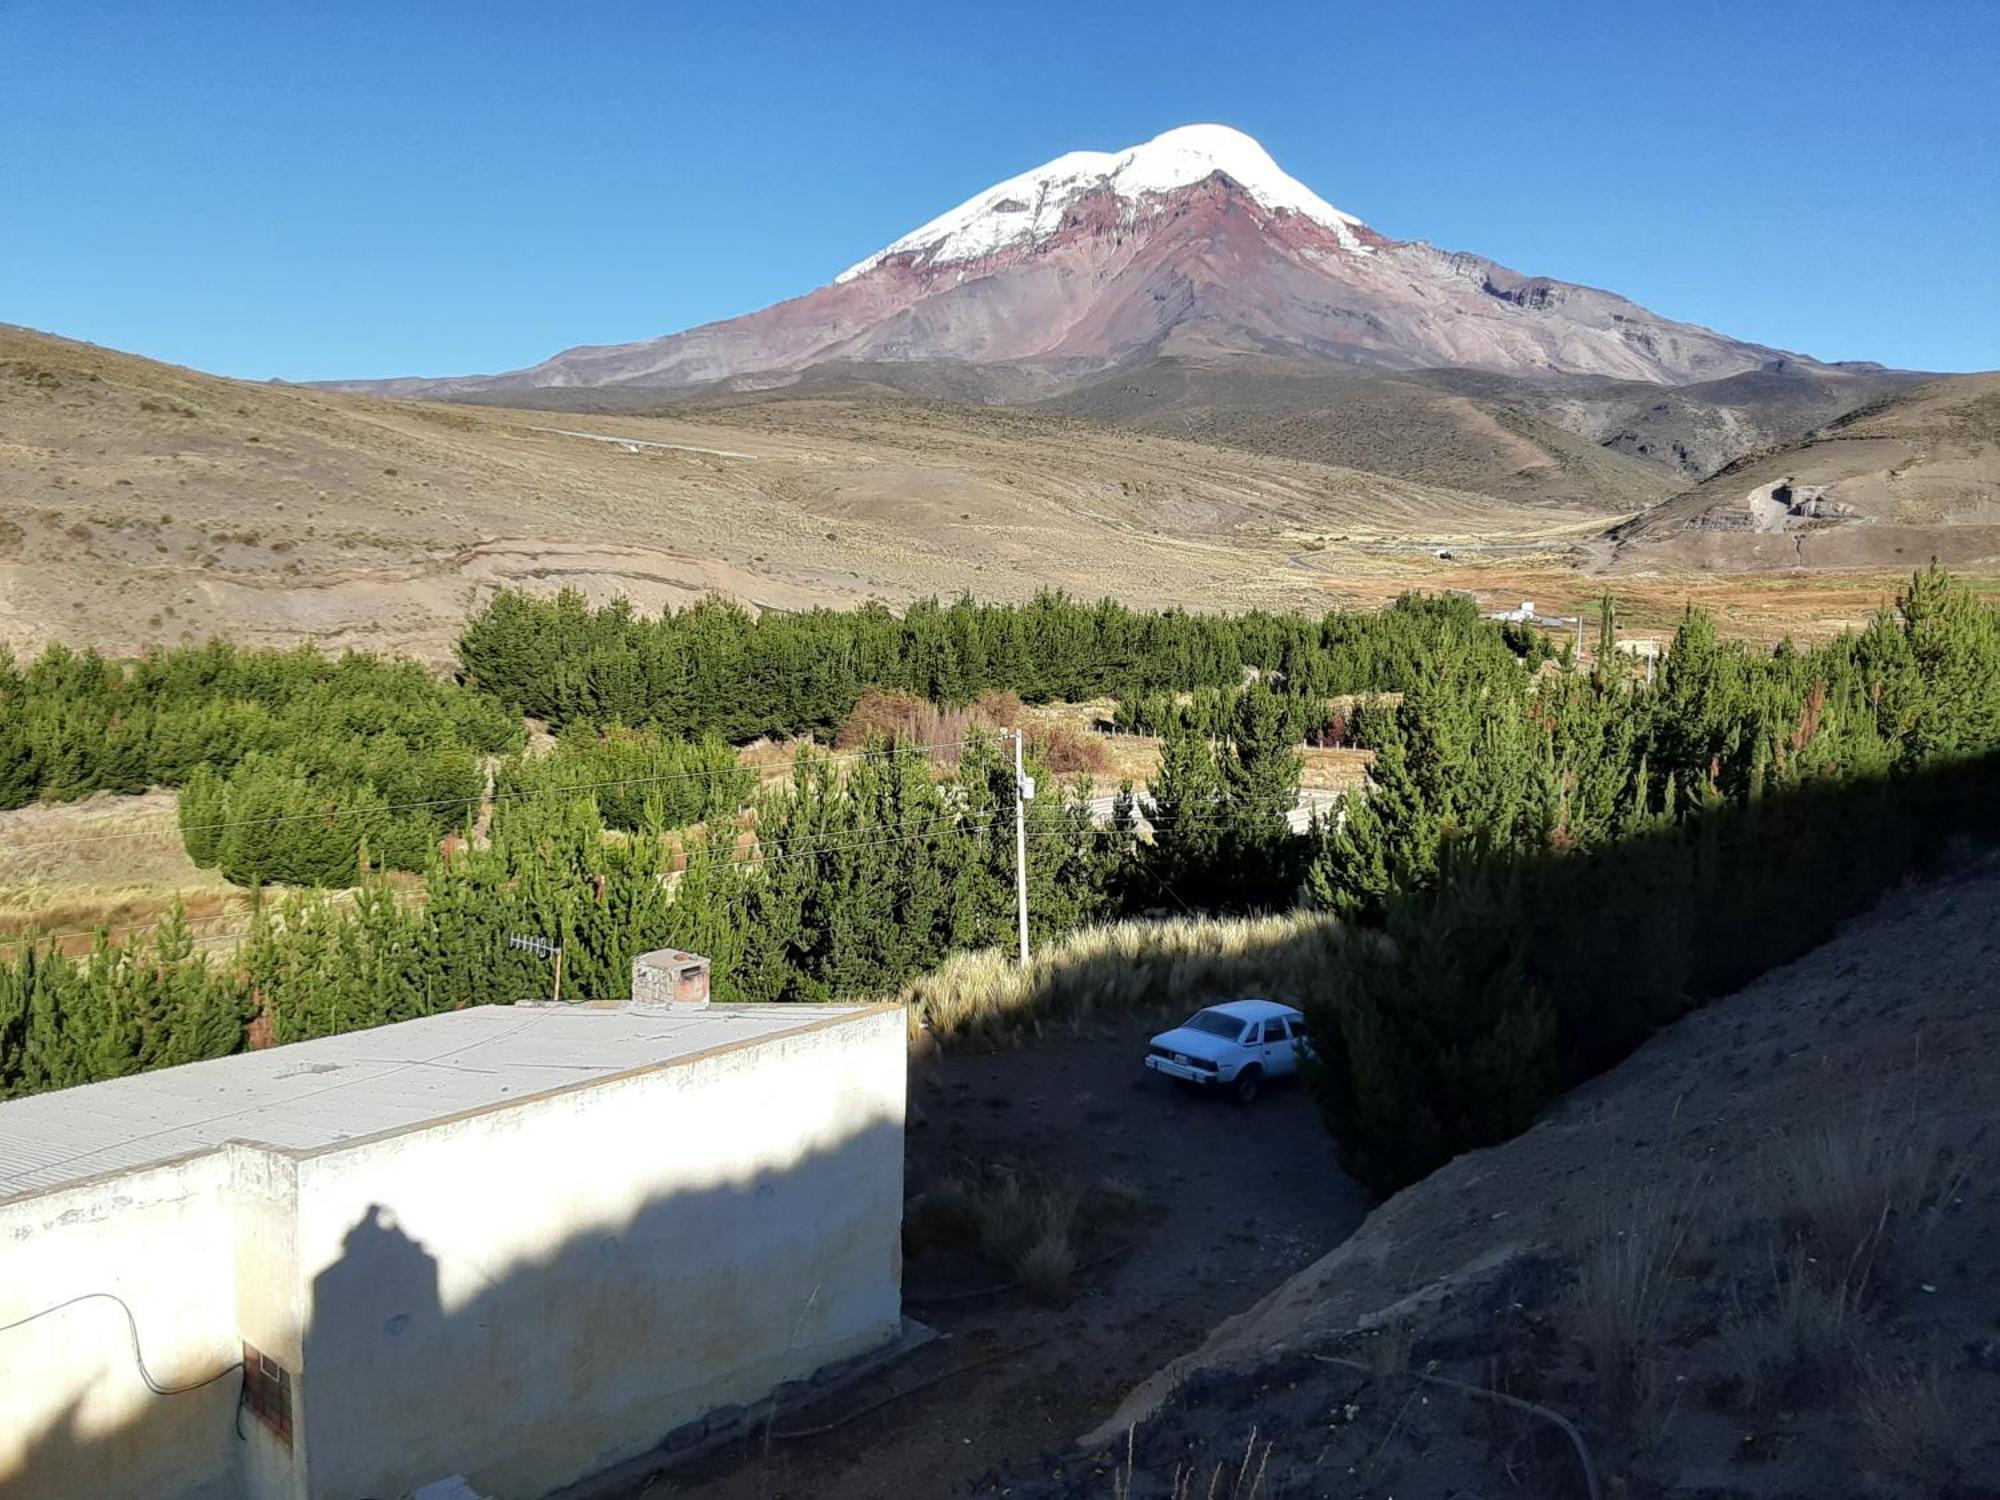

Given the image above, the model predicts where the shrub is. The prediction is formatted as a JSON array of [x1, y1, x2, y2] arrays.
[[907, 1168, 1086, 1304], [1028, 720, 1111, 775], [1853, 1358, 1959, 1490], [902, 910, 1345, 1044]]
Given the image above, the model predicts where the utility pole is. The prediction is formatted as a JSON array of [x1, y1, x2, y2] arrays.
[[1011, 729, 1033, 968]]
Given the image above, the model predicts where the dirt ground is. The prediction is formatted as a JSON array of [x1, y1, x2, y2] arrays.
[[1033, 852, 2000, 1500], [640, 1020, 1371, 1500], [18, 324, 1988, 669], [0, 788, 251, 950]]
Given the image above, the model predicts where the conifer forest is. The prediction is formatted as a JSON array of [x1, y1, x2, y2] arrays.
[[3, 572, 1995, 1187]]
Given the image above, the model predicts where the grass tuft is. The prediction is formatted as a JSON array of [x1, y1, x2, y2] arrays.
[[1564, 1188, 1693, 1417], [902, 911, 1347, 1044], [1853, 1357, 1959, 1489]]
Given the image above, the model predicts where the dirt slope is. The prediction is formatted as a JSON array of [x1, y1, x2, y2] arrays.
[[0, 325, 1610, 661], [1051, 851, 2000, 1498], [1612, 373, 2000, 572]]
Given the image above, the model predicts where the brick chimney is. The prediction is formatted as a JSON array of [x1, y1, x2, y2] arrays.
[[631, 949, 711, 1009]]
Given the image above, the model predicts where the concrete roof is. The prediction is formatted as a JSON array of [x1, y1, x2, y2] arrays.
[[0, 1004, 879, 1204]]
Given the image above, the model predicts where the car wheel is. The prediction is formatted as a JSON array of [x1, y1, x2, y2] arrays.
[[1231, 1066, 1263, 1105]]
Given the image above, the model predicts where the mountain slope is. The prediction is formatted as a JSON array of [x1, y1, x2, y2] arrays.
[[1061, 851, 2000, 1496], [1612, 372, 2000, 569], [1037, 355, 1930, 513], [1043, 356, 1686, 514], [335, 125, 1821, 398], [0, 324, 1621, 662]]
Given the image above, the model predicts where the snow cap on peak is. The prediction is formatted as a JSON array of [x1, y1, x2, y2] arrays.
[[837, 124, 1368, 283]]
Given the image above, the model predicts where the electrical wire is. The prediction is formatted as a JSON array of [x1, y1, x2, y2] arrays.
[[0, 736, 987, 854], [0, 814, 1006, 951], [0, 802, 1337, 952], [0, 1293, 243, 1397], [0, 761, 1341, 951]]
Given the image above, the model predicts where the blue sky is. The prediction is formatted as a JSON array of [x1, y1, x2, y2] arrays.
[[3, 0, 1994, 380]]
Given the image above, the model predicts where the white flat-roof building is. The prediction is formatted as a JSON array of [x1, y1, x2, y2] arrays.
[[0, 984, 907, 1500]]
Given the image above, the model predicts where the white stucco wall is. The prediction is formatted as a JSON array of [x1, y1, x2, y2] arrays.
[[0, 1012, 900, 1500], [0, 1154, 244, 1500], [0, 1004, 906, 1500], [293, 1005, 906, 1500]]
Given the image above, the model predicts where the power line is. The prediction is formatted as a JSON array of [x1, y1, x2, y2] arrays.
[[1, 781, 1338, 953], [0, 813, 1015, 952], [0, 737, 988, 854]]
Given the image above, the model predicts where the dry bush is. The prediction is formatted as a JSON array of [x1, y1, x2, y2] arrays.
[[972, 688, 1024, 726], [900, 911, 1347, 1043], [1028, 720, 1112, 776], [832, 687, 947, 749], [734, 736, 814, 777], [1721, 1239, 1870, 1412], [832, 687, 1013, 760], [1853, 1357, 1959, 1490], [1015, 1227, 1079, 1304], [1776, 1116, 1928, 1263], [1092, 1175, 1153, 1218], [1768, 1112, 1973, 1285], [1563, 1188, 1694, 1416], [905, 1168, 1156, 1305], [907, 1168, 1086, 1304]]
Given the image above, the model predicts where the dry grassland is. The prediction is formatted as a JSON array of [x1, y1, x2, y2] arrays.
[[9, 325, 1981, 671]]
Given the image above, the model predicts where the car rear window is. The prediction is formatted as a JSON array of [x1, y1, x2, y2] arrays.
[[1185, 1011, 1246, 1038]]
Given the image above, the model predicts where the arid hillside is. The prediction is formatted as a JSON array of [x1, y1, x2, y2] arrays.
[[1613, 373, 2000, 572], [1036, 354, 1927, 513], [1049, 851, 2000, 1499], [0, 324, 1613, 660], [6, 325, 1994, 664]]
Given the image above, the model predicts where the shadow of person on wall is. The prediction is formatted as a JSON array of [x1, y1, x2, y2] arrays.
[[4, 1073, 915, 1500], [309, 1203, 444, 1383]]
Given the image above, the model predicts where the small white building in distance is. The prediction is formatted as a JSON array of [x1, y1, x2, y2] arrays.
[[0, 951, 907, 1500]]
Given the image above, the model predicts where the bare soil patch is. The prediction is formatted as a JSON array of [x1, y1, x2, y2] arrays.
[[639, 1021, 1370, 1499], [0, 789, 248, 950], [1044, 853, 2000, 1499]]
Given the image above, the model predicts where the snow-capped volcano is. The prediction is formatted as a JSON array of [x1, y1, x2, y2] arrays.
[[837, 123, 1372, 283], [338, 124, 1821, 397]]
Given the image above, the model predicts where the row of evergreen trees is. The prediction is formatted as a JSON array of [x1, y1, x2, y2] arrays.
[[490, 726, 752, 837], [0, 639, 522, 883], [454, 587, 1533, 738], [0, 638, 519, 807], [0, 735, 1125, 1097], [5, 565, 1992, 1176], [1299, 565, 2000, 1190], [0, 592, 1537, 888]]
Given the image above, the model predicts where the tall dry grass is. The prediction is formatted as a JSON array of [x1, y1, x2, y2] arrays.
[[1853, 1357, 1960, 1489], [1771, 1112, 1970, 1278], [1563, 1187, 1696, 1422], [905, 1168, 1154, 1305], [899, 911, 1348, 1044], [1112, 1427, 1272, 1500]]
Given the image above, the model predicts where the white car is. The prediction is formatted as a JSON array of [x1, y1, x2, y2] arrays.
[[1144, 998, 1306, 1104]]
